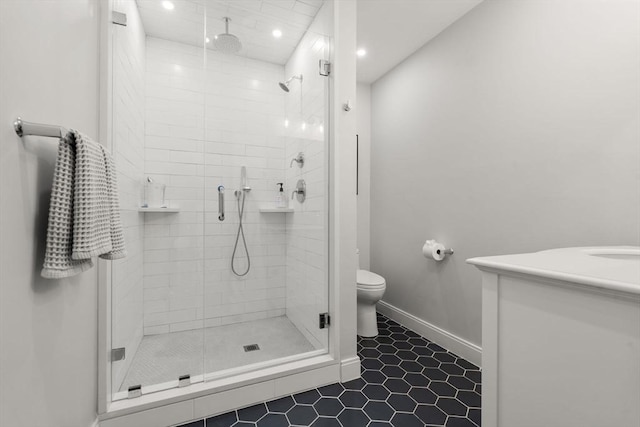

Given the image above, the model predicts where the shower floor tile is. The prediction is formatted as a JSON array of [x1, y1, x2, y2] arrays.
[[176, 313, 481, 427], [119, 316, 316, 391]]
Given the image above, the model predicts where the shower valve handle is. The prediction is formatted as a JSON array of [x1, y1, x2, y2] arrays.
[[290, 152, 305, 168], [291, 179, 306, 203]]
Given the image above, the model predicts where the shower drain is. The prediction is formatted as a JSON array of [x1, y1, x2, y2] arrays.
[[243, 344, 260, 352]]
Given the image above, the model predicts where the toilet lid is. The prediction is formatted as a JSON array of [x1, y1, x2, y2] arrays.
[[357, 269, 386, 287]]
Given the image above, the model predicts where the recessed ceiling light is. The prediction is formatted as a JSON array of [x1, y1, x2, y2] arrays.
[[206, 37, 210, 43], [162, 1, 174, 10], [356, 48, 367, 58], [272, 29, 282, 39]]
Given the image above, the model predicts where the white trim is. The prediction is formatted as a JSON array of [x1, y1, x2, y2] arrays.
[[340, 356, 361, 382], [97, 0, 114, 415], [111, 350, 327, 402], [331, 0, 359, 378], [102, 355, 337, 420], [100, 361, 341, 427], [377, 300, 482, 367], [90, 417, 100, 427]]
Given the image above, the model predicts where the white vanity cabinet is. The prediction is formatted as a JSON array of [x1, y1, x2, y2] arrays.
[[468, 247, 640, 427]]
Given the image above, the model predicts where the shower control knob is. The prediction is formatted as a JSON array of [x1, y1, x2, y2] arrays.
[[291, 179, 306, 203]]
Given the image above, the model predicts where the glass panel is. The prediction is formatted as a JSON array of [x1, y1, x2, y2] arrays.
[[110, 0, 206, 399], [202, 1, 332, 380], [110, 0, 333, 399], [282, 27, 332, 358]]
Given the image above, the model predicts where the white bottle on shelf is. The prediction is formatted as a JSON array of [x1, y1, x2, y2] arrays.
[[275, 183, 287, 208]]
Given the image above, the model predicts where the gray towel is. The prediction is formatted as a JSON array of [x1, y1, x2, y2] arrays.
[[41, 130, 126, 279]]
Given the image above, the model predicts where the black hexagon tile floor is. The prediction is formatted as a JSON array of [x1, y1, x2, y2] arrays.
[[177, 314, 481, 427]]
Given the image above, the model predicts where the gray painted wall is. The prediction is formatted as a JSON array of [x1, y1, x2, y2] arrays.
[[371, 0, 640, 347], [0, 1, 100, 426]]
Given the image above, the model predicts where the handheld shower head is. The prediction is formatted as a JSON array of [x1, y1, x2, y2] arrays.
[[278, 74, 303, 92]]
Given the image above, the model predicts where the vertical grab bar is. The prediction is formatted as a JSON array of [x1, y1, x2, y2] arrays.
[[218, 185, 225, 221]]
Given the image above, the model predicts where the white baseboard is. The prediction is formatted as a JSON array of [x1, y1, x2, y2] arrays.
[[340, 356, 361, 382], [90, 416, 100, 427], [377, 301, 482, 367]]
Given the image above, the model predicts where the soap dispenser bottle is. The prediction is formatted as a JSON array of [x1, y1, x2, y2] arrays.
[[276, 183, 287, 208]]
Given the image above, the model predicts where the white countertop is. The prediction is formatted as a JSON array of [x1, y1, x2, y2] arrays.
[[467, 246, 640, 295]]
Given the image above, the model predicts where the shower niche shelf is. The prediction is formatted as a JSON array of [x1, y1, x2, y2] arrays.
[[138, 207, 180, 213], [259, 207, 294, 213]]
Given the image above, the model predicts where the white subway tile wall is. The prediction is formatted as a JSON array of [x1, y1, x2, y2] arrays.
[[142, 37, 292, 334], [142, 37, 206, 337], [111, 0, 146, 390]]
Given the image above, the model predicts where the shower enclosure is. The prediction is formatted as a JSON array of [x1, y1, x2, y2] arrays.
[[107, 0, 332, 402]]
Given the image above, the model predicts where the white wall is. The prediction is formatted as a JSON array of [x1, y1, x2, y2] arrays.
[[332, 0, 359, 381], [284, 2, 332, 350], [371, 0, 640, 348], [356, 83, 371, 270], [142, 38, 288, 334], [0, 1, 100, 426], [110, 0, 146, 391]]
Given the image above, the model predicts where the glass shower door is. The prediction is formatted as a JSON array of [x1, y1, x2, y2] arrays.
[[109, 0, 334, 398], [280, 28, 333, 362], [201, 0, 333, 380], [110, 0, 207, 400]]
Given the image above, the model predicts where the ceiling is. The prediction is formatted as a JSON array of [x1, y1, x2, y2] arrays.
[[136, 0, 324, 65], [356, 0, 483, 83], [135, 0, 482, 80]]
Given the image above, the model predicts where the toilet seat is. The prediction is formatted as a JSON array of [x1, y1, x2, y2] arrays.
[[357, 269, 386, 289]]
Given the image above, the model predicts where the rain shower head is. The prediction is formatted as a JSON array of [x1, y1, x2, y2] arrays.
[[278, 74, 303, 92], [213, 17, 242, 54]]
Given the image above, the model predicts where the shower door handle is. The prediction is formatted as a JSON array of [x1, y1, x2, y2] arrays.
[[218, 185, 225, 221]]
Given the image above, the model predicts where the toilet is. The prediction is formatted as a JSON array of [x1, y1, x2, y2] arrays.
[[356, 250, 387, 337]]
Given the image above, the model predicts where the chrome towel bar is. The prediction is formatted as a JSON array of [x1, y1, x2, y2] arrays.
[[13, 117, 67, 138]]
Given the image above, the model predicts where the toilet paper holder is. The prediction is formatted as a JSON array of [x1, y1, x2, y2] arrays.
[[439, 248, 454, 256], [423, 240, 454, 261]]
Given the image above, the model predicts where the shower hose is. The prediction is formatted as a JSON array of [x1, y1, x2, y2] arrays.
[[231, 190, 250, 276]]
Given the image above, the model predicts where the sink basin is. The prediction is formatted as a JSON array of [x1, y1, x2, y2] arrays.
[[583, 248, 640, 260]]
